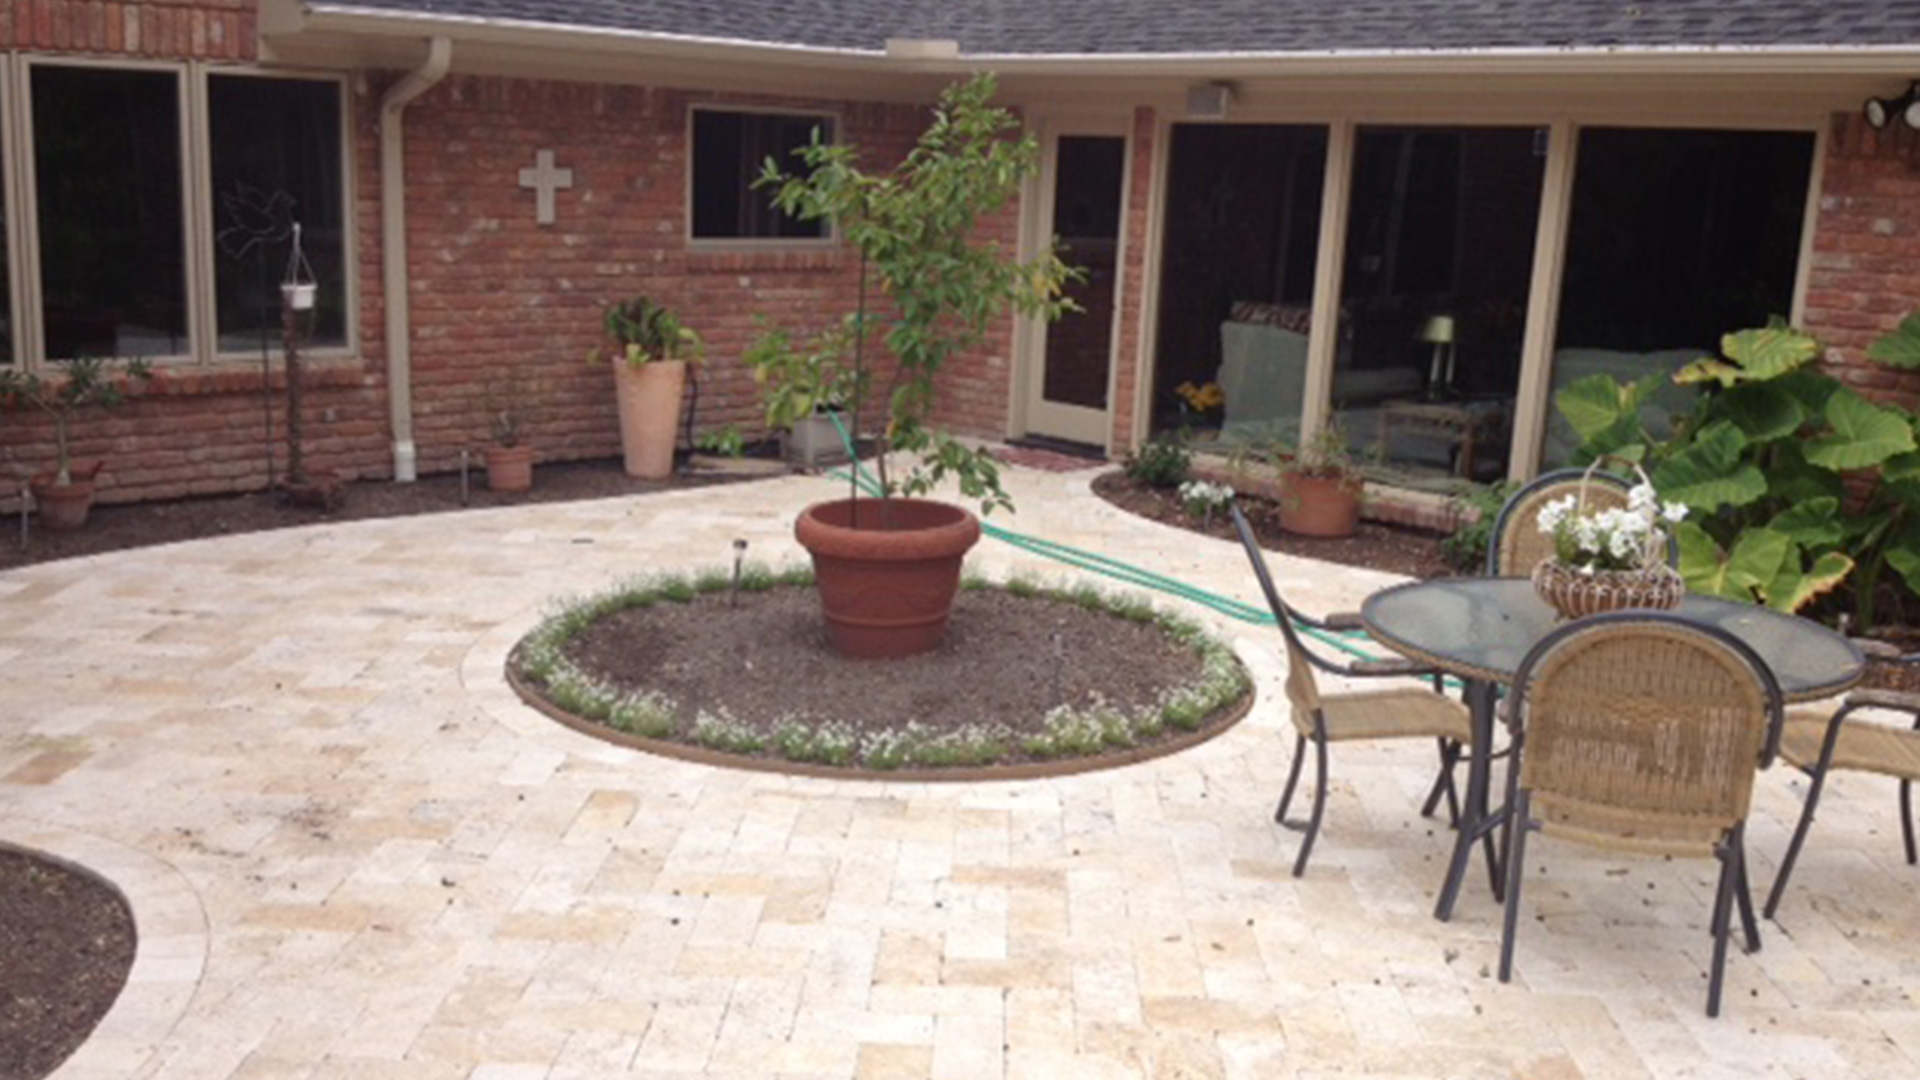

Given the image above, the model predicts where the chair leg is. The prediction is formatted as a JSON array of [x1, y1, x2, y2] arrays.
[[1419, 738, 1462, 824], [1498, 789, 1532, 984], [1275, 735, 1306, 825], [1292, 735, 1330, 878], [1734, 835, 1761, 954], [1901, 779, 1916, 866], [1706, 836, 1739, 1018], [1763, 766, 1832, 920]]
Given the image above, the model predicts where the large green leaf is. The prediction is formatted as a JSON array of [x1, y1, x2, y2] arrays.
[[1768, 498, 1843, 548], [1883, 515, 1920, 597], [1726, 324, 1823, 381], [1767, 441, 1845, 505], [1866, 310, 1920, 369], [1676, 522, 1791, 603], [1673, 356, 1743, 388], [1651, 421, 1766, 511], [1883, 451, 1920, 483], [1804, 388, 1917, 470], [1766, 551, 1855, 613], [1717, 383, 1805, 442], [1555, 373, 1652, 442]]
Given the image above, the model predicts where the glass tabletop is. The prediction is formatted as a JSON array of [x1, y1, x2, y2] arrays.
[[1361, 577, 1864, 702]]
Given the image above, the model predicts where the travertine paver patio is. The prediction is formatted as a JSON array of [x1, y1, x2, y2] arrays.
[[2, 462, 1917, 1080]]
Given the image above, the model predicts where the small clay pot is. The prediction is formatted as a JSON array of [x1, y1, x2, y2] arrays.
[[1278, 470, 1362, 538], [29, 467, 100, 532], [485, 444, 534, 492]]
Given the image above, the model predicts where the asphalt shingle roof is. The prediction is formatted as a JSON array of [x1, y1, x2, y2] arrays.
[[324, 0, 1920, 54]]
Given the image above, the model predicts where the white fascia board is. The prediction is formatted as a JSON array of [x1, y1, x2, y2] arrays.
[[291, 6, 1920, 77]]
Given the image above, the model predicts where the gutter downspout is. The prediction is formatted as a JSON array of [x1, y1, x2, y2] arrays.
[[379, 35, 452, 482]]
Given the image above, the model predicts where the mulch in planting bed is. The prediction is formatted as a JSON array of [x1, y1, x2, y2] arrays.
[[0, 848, 135, 1080], [525, 585, 1248, 775], [0, 453, 792, 572], [1091, 469, 1457, 581]]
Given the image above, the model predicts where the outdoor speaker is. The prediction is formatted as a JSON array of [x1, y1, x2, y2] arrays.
[[1186, 82, 1233, 120]]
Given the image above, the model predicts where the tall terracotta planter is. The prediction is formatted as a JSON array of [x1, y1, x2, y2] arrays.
[[795, 497, 982, 659], [612, 360, 687, 479], [1278, 471, 1362, 538]]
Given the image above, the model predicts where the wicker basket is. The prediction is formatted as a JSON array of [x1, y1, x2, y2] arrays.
[[1532, 557, 1684, 619]]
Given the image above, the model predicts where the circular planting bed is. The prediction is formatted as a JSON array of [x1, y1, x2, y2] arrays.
[[0, 847, 135, 1080], [509, 569, 1252, 779]]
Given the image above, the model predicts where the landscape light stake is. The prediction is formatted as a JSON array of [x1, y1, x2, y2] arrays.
[[459, 449, 471, 507], [17, 481, 28, 551], [730, 538, 748, 607]]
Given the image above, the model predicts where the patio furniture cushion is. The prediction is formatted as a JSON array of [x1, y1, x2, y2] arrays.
[[1780, 705, 1920, 779], [1308, 687, 1470, 743]]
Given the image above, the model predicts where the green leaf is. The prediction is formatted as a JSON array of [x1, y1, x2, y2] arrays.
[[1651, 421, 1767, 512], [1676, 522, 1793, 603], [1723, 324, 1823, 382], [1767, 441, 1845, 505], [1554, 373, 1635, 442], [1866, 310, 1920, 369], [1883, 451, 1920, 483], [1767, 551, 1855, 613], [1766, 498, 1843, 548], [1717, 383, 1805, 443], [1804, 388, 1917, 471], [1883, 515, 1920, 597], [1673, 357, 1742, 388]]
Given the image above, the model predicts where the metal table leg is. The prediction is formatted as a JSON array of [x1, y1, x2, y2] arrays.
[[1434, 677, 1504, 921]]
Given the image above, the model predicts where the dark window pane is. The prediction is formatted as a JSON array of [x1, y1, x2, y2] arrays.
[[1542, 128, 1814, 467], [34, 66, 186, 360], [210, 75, 346, 350], [691, 111, 833, 239], [1043, 136, 1126, 410]]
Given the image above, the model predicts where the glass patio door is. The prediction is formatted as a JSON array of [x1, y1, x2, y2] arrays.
[[1024, 129, 1126, 447]]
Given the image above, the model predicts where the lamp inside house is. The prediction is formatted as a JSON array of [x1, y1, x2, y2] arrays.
[[1419, 314, 1456, 398], [1864, 81, 1920, 131]]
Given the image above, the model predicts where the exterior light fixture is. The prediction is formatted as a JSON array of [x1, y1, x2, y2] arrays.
[[1186, 82, 1234, 120], [1864, 81, 1920, 131]]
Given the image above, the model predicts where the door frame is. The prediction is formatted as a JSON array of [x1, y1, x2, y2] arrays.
[[1015, 112, 1132, 450]]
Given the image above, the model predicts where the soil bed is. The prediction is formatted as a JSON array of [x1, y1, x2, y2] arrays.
[[0, 848, 135, 1080], [1091, 469, 1456, 580], [517, 583, 1250, 775]]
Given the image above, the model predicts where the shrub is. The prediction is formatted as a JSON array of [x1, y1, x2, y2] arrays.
[[1126, 436, 1192, 489]]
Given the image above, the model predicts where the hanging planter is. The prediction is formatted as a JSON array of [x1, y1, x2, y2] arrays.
[[281, 283, 317, 311]]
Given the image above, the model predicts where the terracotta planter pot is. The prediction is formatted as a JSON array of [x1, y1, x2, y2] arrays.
[[1279, 470, 1362, 538], [28, 463, 102, 531], [612, 360, 686, 480], [486, 444, 534, 492], [794, 497, 982, 659]]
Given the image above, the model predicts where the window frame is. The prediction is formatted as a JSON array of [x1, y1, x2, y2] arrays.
[[685, 103, 841, 252], [5, 57, 355, 370]]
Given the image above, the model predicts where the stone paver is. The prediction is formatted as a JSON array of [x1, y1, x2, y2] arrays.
[[3, 465, 1916, 1080]]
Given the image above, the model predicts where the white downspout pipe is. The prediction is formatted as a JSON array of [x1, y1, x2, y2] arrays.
[[378, 36, 452, 482]]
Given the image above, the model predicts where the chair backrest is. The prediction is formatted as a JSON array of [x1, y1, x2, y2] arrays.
[[1229, 501, 1323, 723], [1486, 467, 1633, 576], [1508, 613, 1785, 853]]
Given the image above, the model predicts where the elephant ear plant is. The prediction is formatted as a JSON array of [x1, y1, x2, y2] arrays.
[[747, 73, 1080, 519], [1554, 310, 1920, 628]]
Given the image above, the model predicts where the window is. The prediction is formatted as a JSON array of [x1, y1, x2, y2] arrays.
[[210, 74, 346, 350], [33, 66, 189, 360], [690, 109, 834, 241], [14, 62, 350, 367]]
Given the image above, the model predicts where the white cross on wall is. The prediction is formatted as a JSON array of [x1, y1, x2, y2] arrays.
[[518, 149, 574, 226]]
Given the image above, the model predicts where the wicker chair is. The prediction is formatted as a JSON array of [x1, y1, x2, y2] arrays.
[[1763, 646, 1920, 918], [1485, 467, 1633, 576], [1230, 502, 1472, 877], [1497, 613, 1784, 1018]]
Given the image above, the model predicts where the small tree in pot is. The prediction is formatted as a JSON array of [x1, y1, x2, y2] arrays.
[[0, 355, 153, 530], [749, 73, 1079, 657], [1277, 421, 1364, 538]]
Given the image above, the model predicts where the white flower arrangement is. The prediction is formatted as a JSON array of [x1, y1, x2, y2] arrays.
[[1178, 479, 1234, 519], [1537, 482, 1687, 574]]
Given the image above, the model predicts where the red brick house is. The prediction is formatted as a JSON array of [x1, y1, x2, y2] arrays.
[[2, 0, 1918, 504]]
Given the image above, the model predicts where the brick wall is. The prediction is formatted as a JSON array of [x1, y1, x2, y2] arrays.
[[1801, 112, 1920, 413], [2, 0, 254, 59], [398, 77, 943, 475]]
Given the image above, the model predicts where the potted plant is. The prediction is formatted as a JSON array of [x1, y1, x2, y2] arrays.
[[748, 73, 1078, 658], [744, 321, 856, 469], [1277, 420, 1364, 538], [592, 296, 702, 480], [483, 383, 533, 492], [0, 355, 152, 530], [1531, 461, 1688, 619]]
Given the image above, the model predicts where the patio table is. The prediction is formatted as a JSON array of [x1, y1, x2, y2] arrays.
[[1360, 577, 1865, 922]]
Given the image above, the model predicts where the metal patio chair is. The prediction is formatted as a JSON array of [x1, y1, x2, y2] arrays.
[[1230, 501, 1471, 877], [1497, 612, 1784, 1018], [1763, 645, 1920, 918]]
